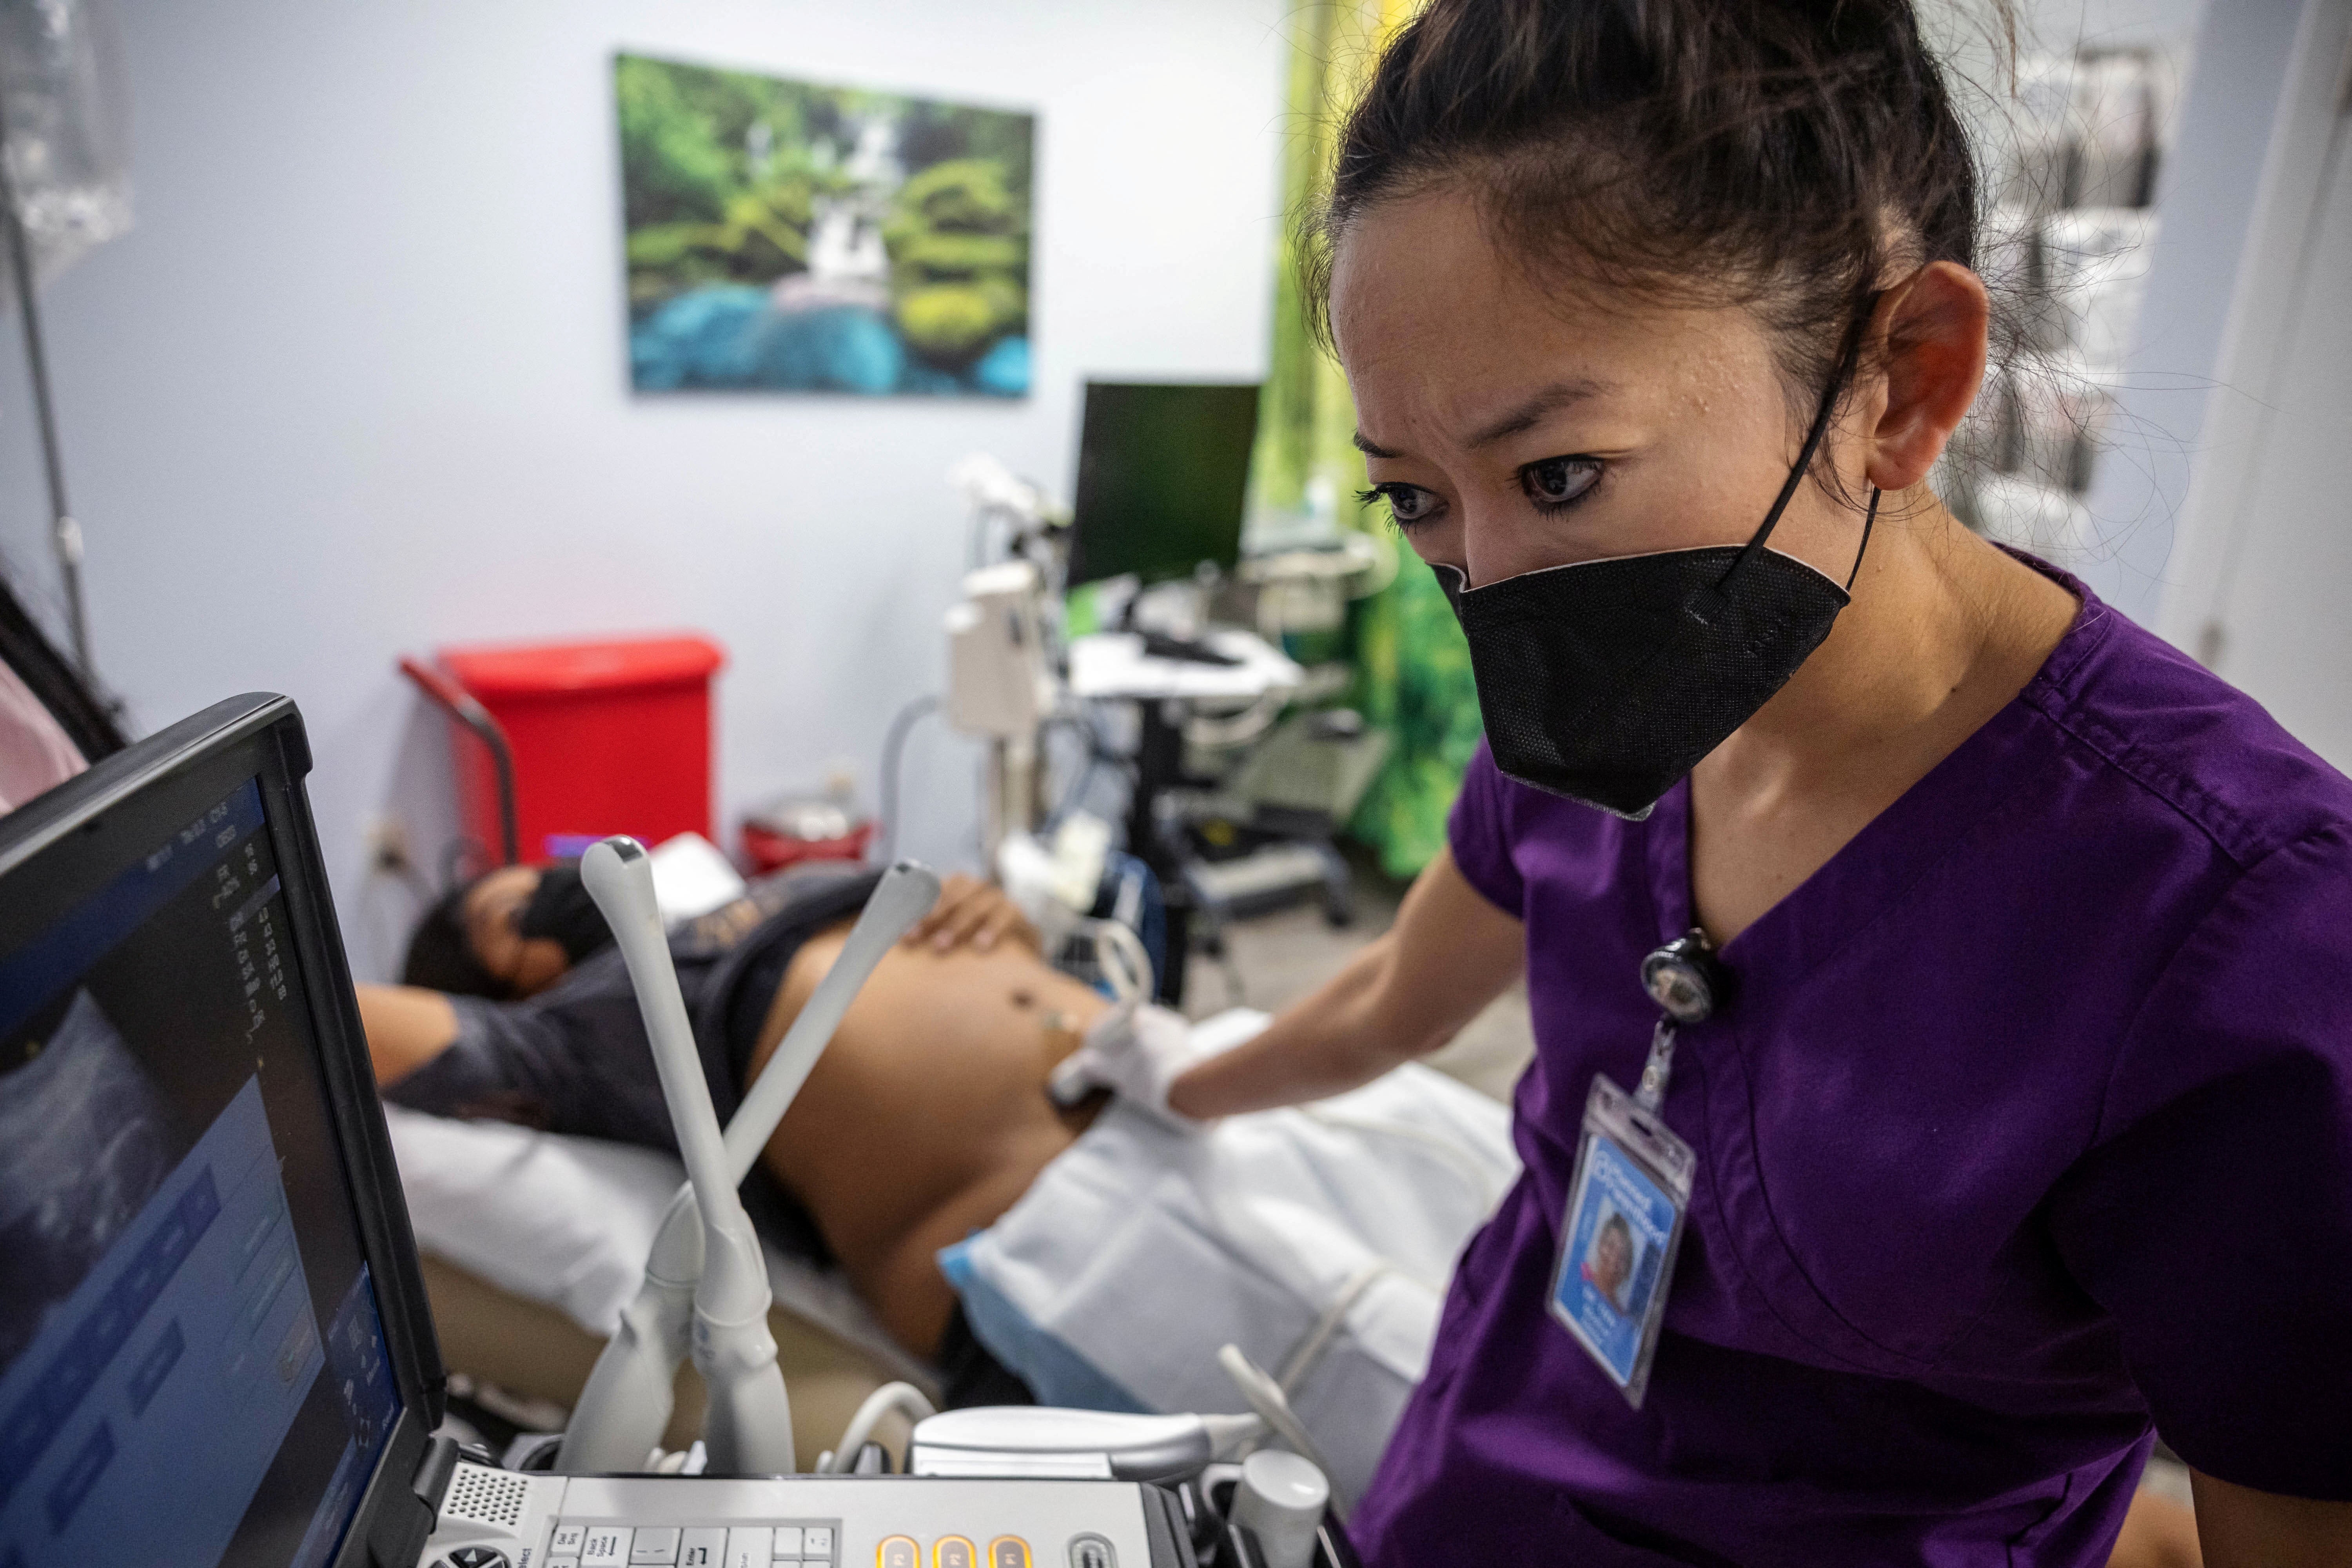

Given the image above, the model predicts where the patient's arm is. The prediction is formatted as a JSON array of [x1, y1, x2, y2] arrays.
[[1171, 847, 1524, 1119], [356, 983, 460, 1087]]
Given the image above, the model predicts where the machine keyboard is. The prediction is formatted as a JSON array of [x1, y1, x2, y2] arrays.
[[547, 1518, 839, 1568]]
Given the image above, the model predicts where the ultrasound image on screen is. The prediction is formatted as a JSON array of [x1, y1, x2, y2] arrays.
[[0, 990, 182, 1373]]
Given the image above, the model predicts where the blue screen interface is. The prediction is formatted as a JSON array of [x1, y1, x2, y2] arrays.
[[0, 779, 402, 1568]]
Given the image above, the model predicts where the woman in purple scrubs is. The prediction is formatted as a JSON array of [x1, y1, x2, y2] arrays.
[[1150, 1, 2352, 1562]]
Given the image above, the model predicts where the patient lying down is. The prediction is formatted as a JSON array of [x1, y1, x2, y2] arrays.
[[363, 860, 1517, 1502], [360, 862, 1129, 1363]]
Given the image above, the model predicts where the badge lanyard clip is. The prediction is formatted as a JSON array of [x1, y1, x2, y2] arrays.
[[1632, 926, 1729, 1109], [1636, 1018, 1677, 1112]]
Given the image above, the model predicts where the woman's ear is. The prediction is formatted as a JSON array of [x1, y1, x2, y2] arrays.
[[1864, 260, 1989, 492]]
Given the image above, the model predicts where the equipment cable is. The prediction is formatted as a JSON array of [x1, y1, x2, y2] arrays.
[[875, 695, 941, 864], [822, 1382, 939, 1474], [1039, 712, 1127, 834]]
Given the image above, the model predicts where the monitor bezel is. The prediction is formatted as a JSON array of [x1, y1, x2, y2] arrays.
[[0, 692, 446, 1568]]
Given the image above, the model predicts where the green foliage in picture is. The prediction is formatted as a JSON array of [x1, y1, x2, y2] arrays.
[[617, 53, 1034, 397], [885, 159, 1029, 358]]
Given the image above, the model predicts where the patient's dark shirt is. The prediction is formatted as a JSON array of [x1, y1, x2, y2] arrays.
[[385, 863, 882, 1261]]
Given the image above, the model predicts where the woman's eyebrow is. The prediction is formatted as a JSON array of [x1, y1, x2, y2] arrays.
[[1463, 378, 1611, 450], [1353, 377, 1612, 461]]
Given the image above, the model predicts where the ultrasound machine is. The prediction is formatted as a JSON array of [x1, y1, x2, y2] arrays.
[[0, 695, 1348, 1568]]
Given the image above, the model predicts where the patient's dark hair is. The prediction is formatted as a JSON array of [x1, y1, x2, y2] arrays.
[[1311, 0, 2004, 415], [401, 881, 509, 1001]]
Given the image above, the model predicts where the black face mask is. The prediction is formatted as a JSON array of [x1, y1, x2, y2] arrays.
[[1436, 352, 1879, 820], [518, 862, 615, 964]]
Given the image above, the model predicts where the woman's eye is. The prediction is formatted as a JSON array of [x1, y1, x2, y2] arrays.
[[1521, 456, 1602, 509], [1358, 483, 1440, 530]]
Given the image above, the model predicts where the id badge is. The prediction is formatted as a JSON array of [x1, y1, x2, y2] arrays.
[[1549, 1072, 1695, 1408]]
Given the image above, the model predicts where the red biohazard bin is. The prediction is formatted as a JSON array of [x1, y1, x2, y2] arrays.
[[435, 633, 726, 864]]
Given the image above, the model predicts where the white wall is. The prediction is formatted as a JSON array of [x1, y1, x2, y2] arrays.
[[0, 0, 1287, 978], [2020, 0, 2206, 44], [2074, 0, 2315, 624], [1924, 0, 2215, 624]]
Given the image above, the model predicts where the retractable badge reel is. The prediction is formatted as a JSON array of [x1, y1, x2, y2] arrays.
[[1549, 931, 1720, 1408]]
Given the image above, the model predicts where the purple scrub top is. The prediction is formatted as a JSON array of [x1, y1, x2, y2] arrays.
[[1355, 565, 2352, 1565]]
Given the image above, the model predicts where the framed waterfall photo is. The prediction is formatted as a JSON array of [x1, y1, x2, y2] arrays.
[[615, 53, 1034, 397]]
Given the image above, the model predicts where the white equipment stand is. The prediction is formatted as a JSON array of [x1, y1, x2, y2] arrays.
[[944, 560, 1060, 867]]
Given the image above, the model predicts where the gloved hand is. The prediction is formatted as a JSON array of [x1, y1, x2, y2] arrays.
[[1048, 1002, 1223, 1131]]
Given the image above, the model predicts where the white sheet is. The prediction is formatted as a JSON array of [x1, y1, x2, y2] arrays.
[[941, 1012, 1520, 1506]]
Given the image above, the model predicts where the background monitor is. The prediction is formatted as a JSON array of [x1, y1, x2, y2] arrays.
[[1066, 380, 1261, 589], [0, 697, 435, 1568]]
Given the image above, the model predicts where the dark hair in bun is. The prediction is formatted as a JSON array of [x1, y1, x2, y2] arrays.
[[1312, 0, 2001, 418]]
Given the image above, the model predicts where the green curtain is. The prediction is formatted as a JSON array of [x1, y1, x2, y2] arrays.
[[1250, 1, 1482, 879]]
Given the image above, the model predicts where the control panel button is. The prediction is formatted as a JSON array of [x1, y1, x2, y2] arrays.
[[933, 1537, 975, 1568], [1067, 1536, 1116, 1568], [449, 1550, 512, 1568], [583, 1527, 633, 1567], [724, 1526, 771, 1568], [773, 1526, 803, 1557], [802, 1526, 835, 1558], [877, 1537, 919, 1568], [988, 1539, 1031, 1568], [633, 1527, 682, 1565], [552, 1526, 588, 1557]]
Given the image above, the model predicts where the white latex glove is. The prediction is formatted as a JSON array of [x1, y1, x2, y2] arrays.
[[1048, 1002, 1223, 1131]]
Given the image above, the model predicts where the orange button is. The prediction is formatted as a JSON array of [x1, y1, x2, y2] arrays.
[[987, 1538, 1031, 1568], [879, 1537, 920, 1568], [933, 1538, 976, 1568]]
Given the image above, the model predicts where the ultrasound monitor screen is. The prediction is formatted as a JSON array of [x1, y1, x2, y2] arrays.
[[0, 778, 400, 1568], [1067, 381, 1261, 588]]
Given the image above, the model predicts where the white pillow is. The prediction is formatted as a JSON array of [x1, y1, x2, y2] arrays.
[[381, 1105, 923, 1384]]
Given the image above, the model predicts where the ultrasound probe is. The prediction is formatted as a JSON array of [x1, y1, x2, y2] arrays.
[[559, 845, 940, 1475]]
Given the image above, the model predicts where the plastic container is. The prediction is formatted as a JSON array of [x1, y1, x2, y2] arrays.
[[436, 634, 725, 864], [740, 791, 873, 872]]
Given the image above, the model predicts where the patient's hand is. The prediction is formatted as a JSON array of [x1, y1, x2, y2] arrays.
[[904, 873, 1040, 955]]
